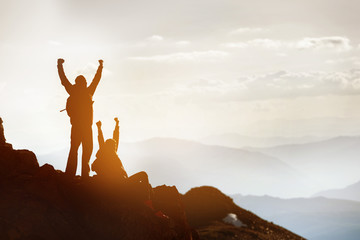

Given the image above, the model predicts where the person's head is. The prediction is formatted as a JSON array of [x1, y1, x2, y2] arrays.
[[104, 139, 116, 152], [75, 75, 87, 88]]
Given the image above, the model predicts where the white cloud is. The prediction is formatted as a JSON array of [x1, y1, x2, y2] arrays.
[[175, 40, 190, 46], [325, 57, 360, 66], [221, 36, 353, 51], [221, 42, 248, 48], [129, 50, 229, 62], [296, 37, 351, 51], [79, 62, 112, 78], [229, 27, 268, 35], [147, 35, 164, 41], [249, 39, 283, 49], [222, 38, 283, 49], [169, 69, 360, 102]]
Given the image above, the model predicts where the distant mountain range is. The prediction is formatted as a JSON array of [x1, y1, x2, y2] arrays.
[[246, 136, 360, 193], [119, 138, 308, 197], [200, 133, 329, 148], [38, 135, 360, 198], [39, 138, 308, 198], [231, 194, 360, 240], [313, 180, 360, 201]]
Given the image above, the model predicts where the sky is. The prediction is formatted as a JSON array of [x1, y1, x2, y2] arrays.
[[1, 0, 360, 155]]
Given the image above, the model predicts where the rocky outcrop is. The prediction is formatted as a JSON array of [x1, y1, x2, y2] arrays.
[[182, 186, 306, 240], [0, 144, 194, 240], [0, 119, 305, 240]]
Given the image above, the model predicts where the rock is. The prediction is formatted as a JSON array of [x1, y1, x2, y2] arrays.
[[0, 146, 39, 179], [0, 119, 304, 240], [0, 144, 196, 240], [182, 186, 306, 240]]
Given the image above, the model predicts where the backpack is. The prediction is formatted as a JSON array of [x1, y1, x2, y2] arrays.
[[65, 92, 93, 118]]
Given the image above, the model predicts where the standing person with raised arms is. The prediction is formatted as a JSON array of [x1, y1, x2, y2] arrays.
[[57, 58, 103, 178]]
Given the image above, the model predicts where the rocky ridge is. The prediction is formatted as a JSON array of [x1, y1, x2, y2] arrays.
[[0, 122, 305, 240]]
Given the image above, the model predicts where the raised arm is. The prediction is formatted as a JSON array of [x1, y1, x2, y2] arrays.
[[96, 121, 105, 149], [113, 117, 119, 151], [57, 58, 72, 94], [88, 60, 104, 96]]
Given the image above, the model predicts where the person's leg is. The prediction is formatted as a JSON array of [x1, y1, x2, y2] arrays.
[[66, 125, 81, 176], [81, 125, 93, 178]]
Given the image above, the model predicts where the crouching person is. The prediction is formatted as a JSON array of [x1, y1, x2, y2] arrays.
[[91, 118, 151, 202]]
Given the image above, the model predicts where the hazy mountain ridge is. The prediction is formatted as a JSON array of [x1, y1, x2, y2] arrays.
[[246, 136, 360, 193], [39, 137, 306, 197], [39, 136, 360, 197], [200, 133, 330, 148], [231, 194, 360, 240], [116, 138, 307, 197], [313, 180, 360, 201]]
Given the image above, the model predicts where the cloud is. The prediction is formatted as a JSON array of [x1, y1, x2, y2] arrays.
[[229, 27, 268, 35], [147, 35, 164, 41], [169, 69, 360, 102], [175, 40, 190, 46], [221, 36, 353, 51], [221, 42, 248, 48], [249, 39, 283, 49], [222, 38, 283, 49], [79, 62, 112, 78], [325, 57, 360, 66], [129, 50, 229, 62], [296, 37, 351, 51]]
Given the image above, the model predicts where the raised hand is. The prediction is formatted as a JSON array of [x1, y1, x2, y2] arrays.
[[98, 59, 103, 66], [57, 58, 65, 64], [96, 121, 102, 128], [114, 117, 119, 125]]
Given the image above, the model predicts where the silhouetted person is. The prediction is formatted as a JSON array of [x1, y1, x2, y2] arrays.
[[58, 58, 103, 178], [0, 117, 6, 145], [92, 118, 150, 197]]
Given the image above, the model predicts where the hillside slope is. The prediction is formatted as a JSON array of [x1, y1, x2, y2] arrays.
[[0, 142, 304, 239], [183, 186, 305, 240]]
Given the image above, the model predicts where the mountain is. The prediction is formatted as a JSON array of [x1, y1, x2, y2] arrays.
[[183, 186, 304, 240], [200, 133, 328, 148], [39, 138, 308, 198], [0, 144, 194, 240], [247, 136, 360, 194], [232, 194, 360, 240], [118, 138, 308, 197], [0, 138, 304, 239], [313, 180, 360, 201]]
